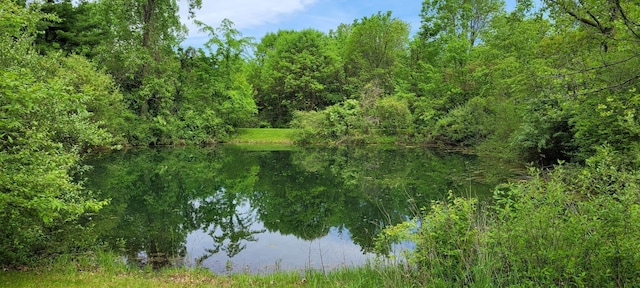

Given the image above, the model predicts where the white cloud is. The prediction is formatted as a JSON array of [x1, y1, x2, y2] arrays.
[[180, 0, 319, 38]]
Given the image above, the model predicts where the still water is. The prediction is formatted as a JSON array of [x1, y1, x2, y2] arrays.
[[82, 145, 514, 274]]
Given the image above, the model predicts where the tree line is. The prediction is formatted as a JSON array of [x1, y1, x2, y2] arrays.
[[1, 0, 639, 269]]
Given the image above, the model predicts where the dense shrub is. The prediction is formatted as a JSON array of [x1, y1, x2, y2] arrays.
[[291, 110, 325, 144], [0, 2, 117, 265], [374, 97, 413, 136], [291, 100, 364, 144], [490, 149, 640, 286], [569, 92, 640, 163], [377, 193, 483, 286], [379, 147, 640, 287], [511, 96, 575, 165], [0, 60, 111, 265]]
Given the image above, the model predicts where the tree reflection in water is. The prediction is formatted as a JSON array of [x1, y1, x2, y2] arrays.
[[81, 145, 513, 272], [192, 193, 265, 264]]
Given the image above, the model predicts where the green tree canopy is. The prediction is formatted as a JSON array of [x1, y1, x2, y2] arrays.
[[250, 29, 343, 127]]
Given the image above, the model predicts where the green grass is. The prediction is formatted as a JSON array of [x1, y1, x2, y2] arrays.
[[0, 254, 412, 288], [228, 128, 299, 144], [227, 143, 299, 151], [227, 128, 408, 146], [367, 134, 398, 145]]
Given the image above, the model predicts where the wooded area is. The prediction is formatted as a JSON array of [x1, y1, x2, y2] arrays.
[[1, 0, 640, 285]]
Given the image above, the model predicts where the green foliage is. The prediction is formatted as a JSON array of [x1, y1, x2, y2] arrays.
[[293, 84, 417, 144], [323, 100, 364, 141], [489, 148, 640, 286], [432, 96, 495, 145], [291, 100, 364, 144], [406, 93, 446, 139], [569, 91, 640, 162], [34, 0, 107, 57], [511, 95, 575, 164], [377, 194, 482, 286], [198, 19, 258, 128], [290, 110, 326, 144], [374, 96, 413, 136], [0, 0, 121, 265], [419, 0, 503, 48], [173, 109, 226, 144], [342, 11, 410, 94], [461, 13, 551, 159], [250, 29, 343, 127], [380, 147, 640, 286], [0, 0, 55, 69], [94, 0, 246, 145]]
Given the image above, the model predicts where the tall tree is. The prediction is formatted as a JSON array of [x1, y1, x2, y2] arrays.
[[341, 11, 410, 95], [96, 0, 203, 144], [419, 0, 504, 49], [543, 0, 640, 92], [34, 0, 107, 58], [406, 0, 504, 135], [186, 19, 257, 128], [534, 0, 640, 160], [98, 0, 201, 98], [251, 29, 343, 127]]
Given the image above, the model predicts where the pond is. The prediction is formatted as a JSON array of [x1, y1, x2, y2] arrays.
[[81, 145, 516, 274]]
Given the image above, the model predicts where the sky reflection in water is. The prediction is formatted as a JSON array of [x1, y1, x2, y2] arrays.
[[186, 202, 375, 274], [82, 145, 512, 273]]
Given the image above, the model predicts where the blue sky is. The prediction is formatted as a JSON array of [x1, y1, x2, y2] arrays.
[[179, 0, 520, 48]]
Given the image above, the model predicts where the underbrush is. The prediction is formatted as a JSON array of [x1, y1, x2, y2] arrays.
[[378, 146, 640, 287]]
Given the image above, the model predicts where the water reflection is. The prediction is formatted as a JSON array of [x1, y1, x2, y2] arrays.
[[186, 202, 375, 273], [81, 145, 512, 273]]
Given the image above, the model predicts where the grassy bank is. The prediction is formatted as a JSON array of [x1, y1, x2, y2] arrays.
[[0, 255, 411, 288], [228, 128, 298, 144], [227, 128, 402, 145]]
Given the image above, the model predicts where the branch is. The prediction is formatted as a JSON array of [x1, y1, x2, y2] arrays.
[[562, 53, 640, 76], [586, 10, 602, 28], [578, 74, 640, 95], [551, 0, 614, 35], [614, 0, 640, 40], [565, 9, 599, 28]]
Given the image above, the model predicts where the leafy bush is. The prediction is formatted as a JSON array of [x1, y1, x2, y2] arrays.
[[374, 97, 413, 136], [433, 96, 495, 146], [0, 2, 116, 265], [511, 96, 575, 165], [569, 91, 640, 163], [378, 147, 640, 286], [291, 100, 364, 144], [291, 110, 325, 144], [490, 149, 640, 286], [0, 68, 110, 265], [377, 193, 483, 286]]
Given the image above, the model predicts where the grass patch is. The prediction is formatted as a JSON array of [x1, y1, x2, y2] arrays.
[[0, 253, 412, 288], [228, 128, 298, 144], [226, 143, 298, 151], [367, 134, 398, 145]]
